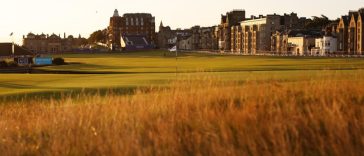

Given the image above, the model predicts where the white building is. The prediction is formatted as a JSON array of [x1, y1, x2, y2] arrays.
[[287, 37, 315, 55], [312, 36, 337, 56]]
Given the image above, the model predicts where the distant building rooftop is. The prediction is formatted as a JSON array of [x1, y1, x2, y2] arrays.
[[0, 43, 34, 57]]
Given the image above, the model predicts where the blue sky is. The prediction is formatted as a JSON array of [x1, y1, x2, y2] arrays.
[[0, 0, 362, 44]]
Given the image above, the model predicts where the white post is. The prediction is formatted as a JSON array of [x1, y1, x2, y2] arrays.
[[12, 42, 15, 55], [10, 32, 15, 55]]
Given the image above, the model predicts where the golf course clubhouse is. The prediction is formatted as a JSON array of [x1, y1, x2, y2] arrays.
[[0, 43, 34, 65]]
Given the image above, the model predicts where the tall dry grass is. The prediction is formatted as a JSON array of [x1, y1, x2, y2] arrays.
[[0, 75, 364, 156]]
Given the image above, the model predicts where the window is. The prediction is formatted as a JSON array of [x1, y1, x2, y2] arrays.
[[141, 18, 144, 26], [126, 18, 129, 25], [136, 18, 139, 26], [131, 18, 134, 26]]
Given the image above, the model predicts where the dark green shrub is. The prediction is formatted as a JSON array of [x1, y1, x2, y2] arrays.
[[7, 61, 18, 67], [0, 61, 8, 68], [53, 58, 65, 65]]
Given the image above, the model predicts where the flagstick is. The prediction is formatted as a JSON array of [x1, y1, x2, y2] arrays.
[[175, 48, 178, 78], [175, 37, 178, 78]]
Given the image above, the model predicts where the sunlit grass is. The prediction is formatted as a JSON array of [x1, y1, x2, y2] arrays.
[[1, 51, 364, 97], [0, 73, 363, 155]]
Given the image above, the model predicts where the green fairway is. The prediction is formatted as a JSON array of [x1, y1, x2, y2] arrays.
[[1, 50, 364, 97]]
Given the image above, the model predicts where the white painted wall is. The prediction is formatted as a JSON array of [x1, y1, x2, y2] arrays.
[[313, 36, 337, 55]]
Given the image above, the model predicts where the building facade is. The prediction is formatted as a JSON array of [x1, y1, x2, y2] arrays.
[[157, 22, 217, 51], [337, 16, 350, 53], [217, 10, 245, 52], [336, 8, 364, 55], [178, 36, 193, 50], [231, 25, 243, 53], [108, 9, 156, 50], [312, 36, 337, 55], [157, 22, 176, 49], [348, 12, 359, 54], [23, 33, 87, 53], [271, 31, 289, 53], [239, 15, 281, 54], [198, 26, 217, 50], [358, 13, 364, 54], [287, 37, 316, 55]]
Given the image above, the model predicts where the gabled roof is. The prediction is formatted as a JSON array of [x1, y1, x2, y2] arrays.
[[0, 43, 34, 57], [359, 13, 364, 21], [349, 11, 359, 20], [341, 16, 350, 25]]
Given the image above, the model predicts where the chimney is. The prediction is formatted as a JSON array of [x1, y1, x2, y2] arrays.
[[64, 32, 66, 39]]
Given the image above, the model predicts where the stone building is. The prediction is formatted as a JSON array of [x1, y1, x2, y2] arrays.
[[271, 30, 321, 55], [108, 9, 156, 50], [157, 21, 176, 49], [216, 10, 245, 52], [337, 16, 350, 53], [336, 8, 364, 55], [198, 26, 217, 50], [157, 22, 217, 51], [286, 30, 321, 55], [271, 31, 289, 53], [178, 36, 193, 50], [190, 26, 201, 50], [287, 37, 316, 55], [157, 22, 192, 50], [280, 13, 302, 30], [23, 33, 86, 53], [357, 12, 364, 54], [348, 11, 359, 54], [232, 13, 303, 54], [239, 14, 281, 54], [231, 26, 243, 53]]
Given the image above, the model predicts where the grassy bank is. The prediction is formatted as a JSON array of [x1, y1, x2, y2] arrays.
[[0, 73, 363, 155]]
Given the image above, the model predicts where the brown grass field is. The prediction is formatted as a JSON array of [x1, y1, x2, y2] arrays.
[[0, 72, 364, 156]]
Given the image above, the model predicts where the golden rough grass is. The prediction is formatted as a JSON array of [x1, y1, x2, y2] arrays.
[[0, 75, 364, 156]]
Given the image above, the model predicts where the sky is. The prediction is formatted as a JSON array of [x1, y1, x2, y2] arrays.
[[0, 0, 362, 44]]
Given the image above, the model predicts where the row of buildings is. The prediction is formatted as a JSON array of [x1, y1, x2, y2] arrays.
[[157, 24, 218, 50], [20, 8, 364, 55], [22, 33, 87, 53], [336, 9, 364, 55], [157, 8, 364, 56], [156, 10, 314, 54], [107, 9, 217, 51]]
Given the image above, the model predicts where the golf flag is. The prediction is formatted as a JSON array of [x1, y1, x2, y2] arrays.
[[169, 46, 177, 52]]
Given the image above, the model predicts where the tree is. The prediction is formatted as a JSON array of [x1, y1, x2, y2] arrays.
[[88, 29, 107, 44], [304, 15, 332, 29]]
